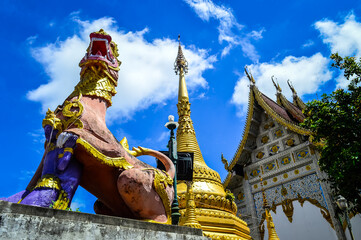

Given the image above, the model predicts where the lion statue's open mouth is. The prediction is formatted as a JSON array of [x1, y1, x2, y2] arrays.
[[80, 30, 120, 68]]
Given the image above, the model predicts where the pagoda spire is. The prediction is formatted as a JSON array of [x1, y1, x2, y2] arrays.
[[174, 37, 251, 239], [175, 35, 189, 100], [174, 36, 206, 167], [260, 178, 280, 240]]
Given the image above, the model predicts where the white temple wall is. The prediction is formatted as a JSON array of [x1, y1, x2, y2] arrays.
[[262, 201, 337, 240]]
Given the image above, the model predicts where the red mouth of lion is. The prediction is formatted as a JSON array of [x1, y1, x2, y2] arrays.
[[91, 38, 108, 58], [80, 35, 119, 68]]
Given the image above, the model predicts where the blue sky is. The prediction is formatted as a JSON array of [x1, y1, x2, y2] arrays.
[[1, 0, 361, 213]]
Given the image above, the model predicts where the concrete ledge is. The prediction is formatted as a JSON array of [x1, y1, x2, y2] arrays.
[[0, 200, 209, 240]]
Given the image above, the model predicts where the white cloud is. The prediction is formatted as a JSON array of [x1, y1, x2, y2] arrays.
[[231, 53, 332, 115], [315, 13, 361, 57], [315, 13, 361, 89], [70, 201, 86, 210], [184, 0, 262, 60], [231, 13, 361, 115], [194, 92, 206, 100], [157, 131, 169, 143], [27, 17, 216, 124], [26, 35, 38, 45], [335, 74, 349, 89], [302, 39, 314, 48], [27, 128, 45, 144]]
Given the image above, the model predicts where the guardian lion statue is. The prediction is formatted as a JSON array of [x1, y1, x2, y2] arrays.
[[1, 29, 175, 224]]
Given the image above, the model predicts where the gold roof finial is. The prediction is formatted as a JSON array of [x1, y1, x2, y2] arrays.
[[174, 35, 188, 75], [260, 177, 280, 240], [271, 76, 282, 93], [287, 79, 297, 95], [245, 66, 256, 85], [287, 79, 306, 110]]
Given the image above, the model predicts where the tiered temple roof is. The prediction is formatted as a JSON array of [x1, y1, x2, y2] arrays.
[[223, 69, 311, 189]]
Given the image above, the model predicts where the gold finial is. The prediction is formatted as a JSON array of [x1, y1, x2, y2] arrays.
[[183, 181, 202, 228], [174, 35, 188, 75], [175, 35, 190, 100], [287, 79, 297, 95], [221, 153, 230, 171], [287, 79, 306, 110], [271, 76, 282, 93], [245, 66, 256, 85]]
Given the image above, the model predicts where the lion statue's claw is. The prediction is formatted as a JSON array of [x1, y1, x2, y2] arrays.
[[131, 146, 151, 157]]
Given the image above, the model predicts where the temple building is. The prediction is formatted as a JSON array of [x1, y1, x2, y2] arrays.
[[174, 41, 251, 239], [222, 69, 347, 239]]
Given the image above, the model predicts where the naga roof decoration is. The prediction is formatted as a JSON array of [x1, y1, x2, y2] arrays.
[[223, 69, 311, 188], [271, 76, 282, 96], [271, 77, 305, 123], [226, 90, 255, 172], [288, 80, 306, 110], [277, 94, 305, 122]]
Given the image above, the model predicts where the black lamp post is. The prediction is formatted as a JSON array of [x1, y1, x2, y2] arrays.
[[165, 115, 181, 225], [335, 195, 354, 240]]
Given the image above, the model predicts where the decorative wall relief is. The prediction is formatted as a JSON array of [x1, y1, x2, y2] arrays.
[[274, 129, 283, 138], [253, 173, 332, 228], [285, 138, 295, 147], [264, 122, 275, 130], [256, 151, 265, 159], [250, 168, 261, 178], [264, 162, 276, 172], [281, 199, 294, 222], [270, 145, 280, 154], [237, 192, 245, 203], [297, 149, 310, 160], [281, 156, 291, 165], [261, 135, 269, 144]]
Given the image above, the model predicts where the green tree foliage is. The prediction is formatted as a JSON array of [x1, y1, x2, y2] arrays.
[[301, 53, 361, 212]]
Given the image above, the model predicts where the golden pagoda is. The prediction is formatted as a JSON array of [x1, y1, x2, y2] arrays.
[[174, 38, 251, 240]]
